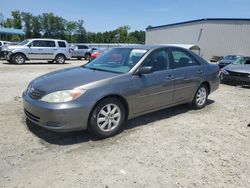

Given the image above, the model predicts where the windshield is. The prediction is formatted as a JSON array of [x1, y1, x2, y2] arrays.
[[223, 55, 240, 61], [84, 48, 148, 73], [19, 39, 30, 46]]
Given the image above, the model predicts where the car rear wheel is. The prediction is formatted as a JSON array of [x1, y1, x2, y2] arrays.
[[13, 54, 25, 64], [88, 98, 125, 138], [55, 54, 65, 64], [191, 85, 208, 109]]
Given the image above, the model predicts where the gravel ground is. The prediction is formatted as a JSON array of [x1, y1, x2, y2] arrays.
[[0, 59, 249, 188]]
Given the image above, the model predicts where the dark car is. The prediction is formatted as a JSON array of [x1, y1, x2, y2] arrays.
[[220, 57, 250, 85], [23, 45, 220, 138], [218, 55, 242, 68]]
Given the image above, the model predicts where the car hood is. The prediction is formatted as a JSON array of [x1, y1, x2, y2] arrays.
[[219, 60, 235, 64], [30, 66, 120, 92], [224, 64, 250, 74], [6, 45, 26, 50]]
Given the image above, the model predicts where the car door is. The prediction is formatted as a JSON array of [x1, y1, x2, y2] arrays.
[[131, 48, 174, 114], [28, 40, 44, 59], [42, 40, 56, 59], [169, 48, 203, 103]]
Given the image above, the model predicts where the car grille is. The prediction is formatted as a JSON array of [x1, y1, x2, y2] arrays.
[[24, 109, 40, 122], [29, 88, 46, 100], [228, 71, 250, 78]]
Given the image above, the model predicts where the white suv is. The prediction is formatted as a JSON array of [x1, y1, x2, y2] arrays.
[[4, 38, 71, 64]]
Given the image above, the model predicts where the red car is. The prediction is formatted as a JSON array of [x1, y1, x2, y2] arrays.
[[90, 49, 110, 60]]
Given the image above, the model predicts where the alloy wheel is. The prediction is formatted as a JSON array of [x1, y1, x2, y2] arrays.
[[196, 87, 207, 106], [97, 104, 121, 132]]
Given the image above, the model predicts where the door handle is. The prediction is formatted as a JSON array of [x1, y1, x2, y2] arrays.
[[38, 49, 43, 51], [197, 70, 203, 74], [166, 75, 174, 80]]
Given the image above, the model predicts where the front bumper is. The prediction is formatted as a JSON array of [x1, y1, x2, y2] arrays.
[[221, 74, 250, 85], [0, 51, 10, 59], [23, 90, 92, 132], [5, 51, 13, 60]]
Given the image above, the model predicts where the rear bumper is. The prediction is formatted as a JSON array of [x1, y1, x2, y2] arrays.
[[23, 90, 92, 132]]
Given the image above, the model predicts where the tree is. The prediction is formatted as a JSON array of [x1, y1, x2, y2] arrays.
[[76, 20, 87, 42], [3, 18, 13, 28], [21, 12, 33, 38], [66, 21, 77, 42], [11, 10, 22, 29], [32, 16, 41, 37]]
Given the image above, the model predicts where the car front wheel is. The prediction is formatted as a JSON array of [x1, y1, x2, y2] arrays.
[[13, 54, 25, 64], [88, 98, 125, 138], [191, 85, 208, 109]]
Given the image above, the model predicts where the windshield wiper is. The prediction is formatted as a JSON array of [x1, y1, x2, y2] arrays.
[[83, 66, 121, 74]]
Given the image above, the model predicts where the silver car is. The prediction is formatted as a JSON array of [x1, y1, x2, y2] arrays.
[[5, 38, 71, 64], [70, 44, 93, 60], [23, 45, 220, 138]]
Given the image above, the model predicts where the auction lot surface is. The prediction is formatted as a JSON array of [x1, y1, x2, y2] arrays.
[[0, 60, 249, 188]]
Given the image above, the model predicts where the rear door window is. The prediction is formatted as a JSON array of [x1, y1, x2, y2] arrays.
[[78, 45, 88, 49], [58, 41, 66, 48], [44, 41, 56, 47], [170, 48, 200, 69]]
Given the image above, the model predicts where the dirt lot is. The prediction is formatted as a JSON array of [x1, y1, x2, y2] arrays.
[[0, 59, 249, 188]]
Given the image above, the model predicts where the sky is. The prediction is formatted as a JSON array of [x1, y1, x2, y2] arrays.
[[1, 0, 250, 32]]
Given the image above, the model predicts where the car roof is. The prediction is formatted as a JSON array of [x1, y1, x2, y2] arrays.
[[114, 44, 184, 50], [27, 38, 67, 42]]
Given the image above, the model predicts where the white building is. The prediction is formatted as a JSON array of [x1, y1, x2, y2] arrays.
[[146, 18, 250, 60]]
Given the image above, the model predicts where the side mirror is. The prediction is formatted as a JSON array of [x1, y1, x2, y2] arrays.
[[136, 66, 153, 75], [27, 44, 31, 48]]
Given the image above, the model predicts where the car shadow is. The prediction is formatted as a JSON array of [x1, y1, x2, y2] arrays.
[[26, 99, 215, 145]]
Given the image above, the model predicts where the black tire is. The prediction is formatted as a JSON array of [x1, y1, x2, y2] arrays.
[[77, 57, 82, 60], [191, 85, 208, 109], [85, 53, 91, 60], [88, 98, 126, 138], [13, 53, 25, 64], [55, 54, 66, 64]]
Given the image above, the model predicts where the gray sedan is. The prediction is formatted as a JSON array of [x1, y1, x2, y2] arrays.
[[23, 45, 220, 138]]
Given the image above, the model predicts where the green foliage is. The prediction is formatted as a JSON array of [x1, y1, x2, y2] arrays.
[[11, 10, 22, 29], [3, 18, 13, 28], [0, 11, 145, 44]]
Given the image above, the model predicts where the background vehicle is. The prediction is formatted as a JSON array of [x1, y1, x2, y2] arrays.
[[23, 45, 219, 138], [4, 38, 71, 64], [218, 55, 242, 68], [70, 44, 93, 60], [90, 48, 110, 60], [0, 40, 11, 58], [220, 56, 250, 85], [210, 56, 223, 62]]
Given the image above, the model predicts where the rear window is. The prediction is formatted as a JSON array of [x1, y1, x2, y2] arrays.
[[58, 41, 66, 48]]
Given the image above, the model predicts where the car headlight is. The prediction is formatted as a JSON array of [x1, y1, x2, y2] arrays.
[[221, 69, 229, 75], [40, 89, 86, 103]]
